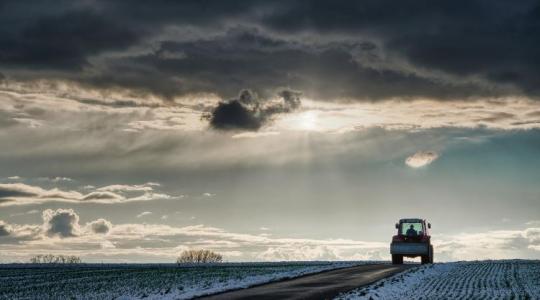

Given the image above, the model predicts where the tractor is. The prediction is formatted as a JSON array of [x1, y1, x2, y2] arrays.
[[390, 218, 433, 264]]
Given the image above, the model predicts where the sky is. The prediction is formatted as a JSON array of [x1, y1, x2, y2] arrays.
[[0, 0, 540, 263]]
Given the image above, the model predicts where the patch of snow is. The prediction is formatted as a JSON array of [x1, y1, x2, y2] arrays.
[[336, 260, 540, 299], [0, 261, 374, 299]]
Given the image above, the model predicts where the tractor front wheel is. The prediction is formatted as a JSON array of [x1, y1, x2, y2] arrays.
[[392, 254, 403, 264]]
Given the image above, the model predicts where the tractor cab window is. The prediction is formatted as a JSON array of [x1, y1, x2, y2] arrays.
[[400, 221, 424, 236]]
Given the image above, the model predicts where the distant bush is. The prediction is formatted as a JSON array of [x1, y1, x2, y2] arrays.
[[29, 254, 82, 264], [176, 249, 223, 264]]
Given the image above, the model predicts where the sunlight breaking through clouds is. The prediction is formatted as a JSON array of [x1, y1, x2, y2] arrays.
[[3, 85, 540, 135], [1, 0, 540, 265]]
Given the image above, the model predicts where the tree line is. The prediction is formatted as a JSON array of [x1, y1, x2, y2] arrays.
[[26, 249, 223, 264], [177, 249, 223, 264], [29, 254, 82, 264]]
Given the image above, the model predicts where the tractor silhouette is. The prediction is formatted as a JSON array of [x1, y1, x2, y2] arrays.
[[390, 218, 433, 264]]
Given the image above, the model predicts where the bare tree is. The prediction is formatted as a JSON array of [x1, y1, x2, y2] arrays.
[[67, 256, 82, 264], [177, 249, 223, 264], [29, 254, 82, 264]]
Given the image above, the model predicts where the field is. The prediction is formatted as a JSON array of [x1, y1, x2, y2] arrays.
[[336, 260, 540, 299], [0, 261, 358, 299]]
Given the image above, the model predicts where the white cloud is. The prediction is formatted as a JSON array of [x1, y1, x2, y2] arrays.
[[0, 182, 176, 206], [97, 183, 157, 192], [433, 227, 540, 261], [271, 98, 540, 133], [3, 84, 540, 140], [257, 245, 341, 261], [9, 209, 39, 217], [405, 151, 439, 168], [232, 132, 280, 139], [38, 176, 73, 182], [3, 209, 115, 242], [87, 219, 113, 235], [526, 220, 540, 227], [0, 220, 40, 242], [136, 212, 152, 218], [1, 209, 539, 262]]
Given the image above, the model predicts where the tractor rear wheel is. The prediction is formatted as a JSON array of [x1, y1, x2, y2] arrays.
[[392, 254, 403, 264], [422, 245, 434, 264]]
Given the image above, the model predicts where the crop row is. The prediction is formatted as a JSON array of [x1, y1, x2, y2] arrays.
[[0, 262, 355, 299], [338, 260, 540, 300]]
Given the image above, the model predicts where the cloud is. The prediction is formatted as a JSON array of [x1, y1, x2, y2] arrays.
[[526, 220, 540, 227], [42, 208, 80, 238], [37, 176, 73, 182], [0, 1, 539, 102], [0, 183, 80, 201], [207, 89, 302, 130], [42, 209, 114, 238], [97, 183, 158, 193], [0, 9, 139, 70], [9, 209, 40, 217], [405, 151, 439, 168], [257, 245, 341, 261], [1, 207, 540, 262], [0, 220, 12, 236], [208, 92, 262, 130], [87, 219, 112, 234], [82, 191, 124, 201], [136, 212, 152, 218], [0, 182, 175, 206], [433, 226, 540, 261]]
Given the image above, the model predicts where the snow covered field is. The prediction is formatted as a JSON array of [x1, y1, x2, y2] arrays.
[[336, 260, 540, 300], [0, 261, 359, 299]]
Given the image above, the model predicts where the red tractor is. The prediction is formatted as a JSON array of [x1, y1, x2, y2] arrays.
[[390, 218, 433, 264]]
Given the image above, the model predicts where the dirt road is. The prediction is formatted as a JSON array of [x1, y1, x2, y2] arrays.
[[199, 264, 414, 300]]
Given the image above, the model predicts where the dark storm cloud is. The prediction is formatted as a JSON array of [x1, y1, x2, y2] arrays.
[[93, 27, 484, 100], [1, 0, 540, 99], [0, 8, 140, 70], [207, 89, 302, 130], [262, 0, 540, 96], [208, 90, 262, 130], [279, 90, 301, 110]]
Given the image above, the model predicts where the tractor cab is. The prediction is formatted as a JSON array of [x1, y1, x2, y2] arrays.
[[395, 218, 430, 242]]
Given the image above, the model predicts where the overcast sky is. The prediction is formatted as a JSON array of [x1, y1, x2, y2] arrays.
[[0, 0, 539, 263]]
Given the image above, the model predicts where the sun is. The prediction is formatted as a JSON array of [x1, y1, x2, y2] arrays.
[[292, 111, 319, 131]]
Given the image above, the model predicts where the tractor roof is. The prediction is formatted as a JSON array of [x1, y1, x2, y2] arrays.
[[399, 218, 424, 223]]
